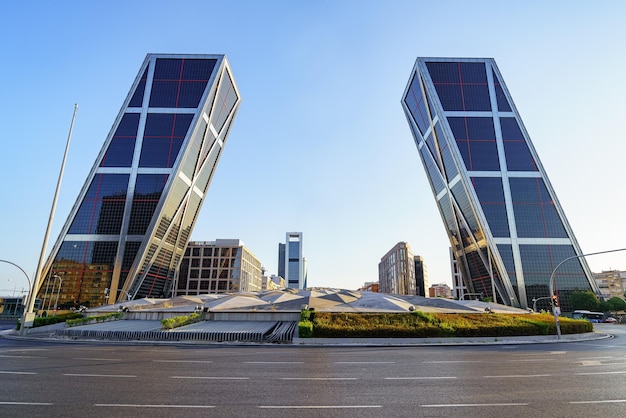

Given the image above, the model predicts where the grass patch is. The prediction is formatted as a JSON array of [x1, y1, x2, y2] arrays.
[[302, 312, 592, 338]]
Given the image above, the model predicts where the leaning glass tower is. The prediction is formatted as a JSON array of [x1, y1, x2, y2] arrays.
[[36, 54, 240, 308], [401, 57, 599, 310]]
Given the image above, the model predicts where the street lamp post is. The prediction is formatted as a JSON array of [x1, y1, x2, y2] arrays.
[[532, 296, 553, 313], [53, 275, 64, 312], [0, 259, 32, 322], [549, 247, 626, 339]]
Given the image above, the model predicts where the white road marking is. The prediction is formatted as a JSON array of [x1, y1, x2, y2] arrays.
[[171, 376, 249, 380], [63, 373, 136, 378], [483, 374, 551, 378], [0, 401, 53, 405], [281, 377, 357, 381], [0, 355, 43, 359], [334, 361, 395, 364], [421, 403, 529, 407], [153, 360, 213, 363], [259, 405, 382, 409], [72, 357, 122, 361], [423, 360, 483, 364], [0, 371, 37, 375], [95, 404, 214, 408], [246, 361, 304, 364], [576, 371, 626, 376], [508, 358, 554, 362], [570, 399, 626, 404], [385, 376, 456, 380]]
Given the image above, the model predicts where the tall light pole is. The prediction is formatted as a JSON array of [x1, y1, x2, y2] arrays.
[[0, 259, 32, 311], [53, 275, 64, 312], [21, 104, 77, 335], [549, 247, 626, 339]]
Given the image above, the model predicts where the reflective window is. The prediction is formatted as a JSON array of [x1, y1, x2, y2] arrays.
[[500, 118, 537, 171], [520, 244, 591, 309], [48, 240, 118, 309], [510, 178, 568, 238], [448, 117, 499, 171], [101, 113, 140, 167], [473, 177, 509, 237], [451, 181, 479, 237], [118, 241, 141, 288], [404, 72, 430, 134], [496, 244, 517, 289], [210, 71, 238, 134], [69, 174, 129, 234], [129, 66, 149, 107], [128, 174, 169, 235], [149, 58, 216, 108], [426, 61, 491, 111], [493, 70, 512, 112], [421, 147, 445, 194], [139, 113, 193, 168]]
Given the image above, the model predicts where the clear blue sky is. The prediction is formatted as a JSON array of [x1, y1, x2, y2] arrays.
[[2, 1, 626, 296]]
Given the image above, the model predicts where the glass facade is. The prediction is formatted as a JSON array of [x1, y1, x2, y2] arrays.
[[402, 58, 599, 310], [36, 54, 241, 309]]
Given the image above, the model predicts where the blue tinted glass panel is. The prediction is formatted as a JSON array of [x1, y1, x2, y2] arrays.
[[129, 66, 149, 107], [460, 62, 488, 84], [493, 71, 512, 112], [448, 117, 499, 171], [451, 181, 479, 235], [500, 118, 537, 171], [69, 174, 129, 234], [139, 114, 193, 168], [421, 147, 445, 194], [211, 72, 237, 133], [510, 178, 568, 238], [101, 113, 140, 167], [462, 84, 491, 111], [404, 72, 430, 134], [433, 84, 463, 111], [496, 244, 517, 289], [437, 124, 458, 179], [426, 62, 460, 83], [424, 132, 441, 170], [472, 177, 509, 237], [149, 58, 214, 108], [128, 174, 169, 235]]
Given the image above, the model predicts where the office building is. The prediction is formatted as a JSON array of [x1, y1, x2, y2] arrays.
[[280, 232, 305, 289], [379, 242, 416, 295], [593, 270, 626, 300], [36, 54, 241, 308], [414, 255, 428, 297], [174, 240, 262, 295], [402, 57, 599, 310], [429, 283, 452, 299]]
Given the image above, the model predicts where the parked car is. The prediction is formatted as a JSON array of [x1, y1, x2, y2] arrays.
[[603, 317, 617, 323]]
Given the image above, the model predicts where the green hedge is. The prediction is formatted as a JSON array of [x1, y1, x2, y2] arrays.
[[17, 312, 85, 329], [161, 313, 201, 330], [301, 312, 592, 338], [66, 312, 124, 327]]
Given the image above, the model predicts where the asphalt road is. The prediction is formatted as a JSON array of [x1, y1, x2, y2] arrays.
[[0, 323, 625, 417]]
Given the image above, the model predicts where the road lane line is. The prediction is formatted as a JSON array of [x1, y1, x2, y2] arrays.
[[334, 361, 395, 364], [0, 402, 53, 405], [575, 371, 626, 375], [72, 357, 122, 361], [64, 373, 136, 378], [0, 355, 43, 359], [259, 405, 382, 409], [95, 404, 214, 408], [171, 376, 249, 380], [154, 360, 213, 363], [281, 377, 357, 381], [245, 361, 304, 364], [423, 360, 483, 364], [0, 371, 37, 375], [483, 374, 551, 378], [508, 358, 554, 362], [385, 377, 456, 380], [570, 399, 626, 404], [421, 403, 528, 407]]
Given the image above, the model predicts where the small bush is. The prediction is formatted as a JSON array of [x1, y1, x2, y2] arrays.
[[298, 320, 313, 337], [161, 313, 201, 330], [66, 312, 124, 327]]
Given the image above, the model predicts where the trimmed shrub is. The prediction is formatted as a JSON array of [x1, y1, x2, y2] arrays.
[[161, 313, 201, 330], [298, 320, 313, 337]]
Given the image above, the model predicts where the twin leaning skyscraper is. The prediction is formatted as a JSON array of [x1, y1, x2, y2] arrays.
[[35, 55, 598, 310]]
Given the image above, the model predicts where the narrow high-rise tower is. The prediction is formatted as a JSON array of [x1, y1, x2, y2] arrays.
[[401, 58, 599, 310], [37, 54, 241, 308]]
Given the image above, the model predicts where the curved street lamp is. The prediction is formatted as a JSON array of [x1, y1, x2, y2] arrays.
[[549, 247, 626, 339]]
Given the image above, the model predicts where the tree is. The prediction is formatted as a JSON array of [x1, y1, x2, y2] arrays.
[[606, 297, 626, 312], [568, 291, 600, 311]]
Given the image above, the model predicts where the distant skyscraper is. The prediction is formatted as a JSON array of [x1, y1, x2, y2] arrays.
[[402, 57, 599, 310], [414, 255, 428, 297], [379, 242, 416, 295], [36, 54, 241, 308], [282, 232, 304, 289]]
